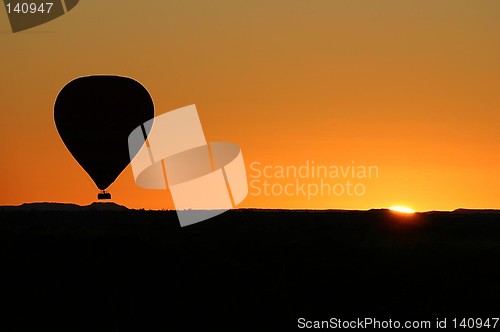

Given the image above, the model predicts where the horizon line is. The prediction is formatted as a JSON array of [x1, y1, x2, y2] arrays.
[[1, 202, 500, 213]]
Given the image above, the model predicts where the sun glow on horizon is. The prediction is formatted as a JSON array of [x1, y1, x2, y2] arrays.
[[389, 206, 416, 214]]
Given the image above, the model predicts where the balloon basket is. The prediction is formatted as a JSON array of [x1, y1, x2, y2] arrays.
[[98, 191, 111, 200]]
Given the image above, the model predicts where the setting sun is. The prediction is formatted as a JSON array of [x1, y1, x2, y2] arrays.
[[389, 206, 416, 214]]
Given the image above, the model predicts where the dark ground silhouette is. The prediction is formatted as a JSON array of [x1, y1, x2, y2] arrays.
[[1, 206, 499, 330]]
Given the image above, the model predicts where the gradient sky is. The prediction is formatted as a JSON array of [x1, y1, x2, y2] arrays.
[[1, 0, 499, 211]]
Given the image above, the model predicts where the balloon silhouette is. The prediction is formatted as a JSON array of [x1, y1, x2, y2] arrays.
[[54, 76, 154, 199]]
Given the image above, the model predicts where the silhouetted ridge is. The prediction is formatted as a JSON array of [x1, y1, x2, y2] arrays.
[[453, 208, 500, 214], [0, 202, 129, 212]]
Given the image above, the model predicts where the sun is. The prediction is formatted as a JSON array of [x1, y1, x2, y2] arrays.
[[389, 206, 416, 214]]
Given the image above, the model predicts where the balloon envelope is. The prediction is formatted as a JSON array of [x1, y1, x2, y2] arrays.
[[54, 76, 154, 191]]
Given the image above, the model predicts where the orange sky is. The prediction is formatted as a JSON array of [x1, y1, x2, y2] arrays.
[[1, 0, 499, 211]]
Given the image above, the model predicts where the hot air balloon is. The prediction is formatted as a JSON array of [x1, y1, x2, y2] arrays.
[[54, 76, 154, 200]]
